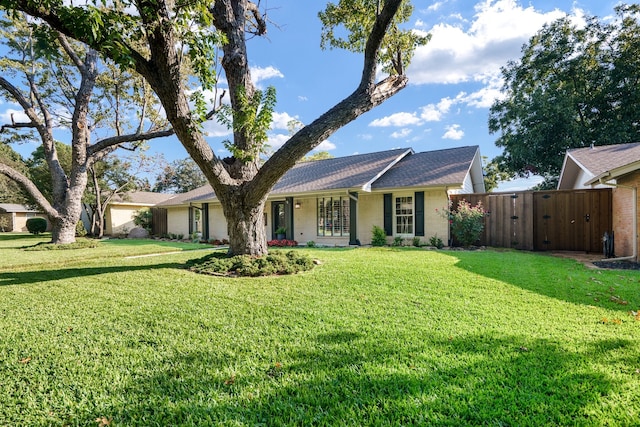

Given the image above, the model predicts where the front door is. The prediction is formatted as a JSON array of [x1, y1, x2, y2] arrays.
[[272, 201, 286, 237]]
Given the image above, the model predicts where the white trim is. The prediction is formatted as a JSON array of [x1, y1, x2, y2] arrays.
[[361, 148, 414, 192]]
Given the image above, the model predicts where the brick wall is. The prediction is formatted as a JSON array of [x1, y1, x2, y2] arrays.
[[615, 172, 640, 258]]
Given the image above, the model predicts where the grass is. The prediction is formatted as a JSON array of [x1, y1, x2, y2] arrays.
[[0, 234, 639, 426]]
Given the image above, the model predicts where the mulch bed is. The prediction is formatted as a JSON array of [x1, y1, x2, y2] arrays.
[[593, 260, 640, 270]]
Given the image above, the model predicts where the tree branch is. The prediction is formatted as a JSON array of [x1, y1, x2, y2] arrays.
[[247, 0, 407, 204], [87, 128, 175, 156], [0, 162, 59, 220]]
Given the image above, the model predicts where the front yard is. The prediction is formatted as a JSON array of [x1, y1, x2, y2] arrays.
[[0, 234, 638, 426]]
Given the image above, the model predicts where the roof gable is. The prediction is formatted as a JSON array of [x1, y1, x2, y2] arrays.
[[559, 142, 640, 188], [372, 146, 480, 190]]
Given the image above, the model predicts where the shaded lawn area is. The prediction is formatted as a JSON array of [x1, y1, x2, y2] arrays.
[[0, 233, 213, 271], [0, 234, 639, 426]]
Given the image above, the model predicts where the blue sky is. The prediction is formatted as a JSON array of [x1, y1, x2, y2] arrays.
[[0, 0, 622, 190]]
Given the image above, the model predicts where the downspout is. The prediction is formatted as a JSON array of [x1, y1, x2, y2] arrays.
[[599, 179, 637, 262]]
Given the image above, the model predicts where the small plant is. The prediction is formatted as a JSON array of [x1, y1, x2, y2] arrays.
[[428, 235, 444, 249], [306, 240, 316, 247], [133, 208, 152, 232], [392, 236, 404, 247], [412, 236, 421, 247], [371, 225, 387, 247], [26, 217, 47, 235], [75, 220, 87, 237]]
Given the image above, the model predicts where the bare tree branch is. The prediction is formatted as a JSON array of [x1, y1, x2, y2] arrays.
[[87, 128, 175, 156]]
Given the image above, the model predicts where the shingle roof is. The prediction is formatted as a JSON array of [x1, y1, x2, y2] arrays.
[[372, 146, 479, 189], [272, 148, 411, 194], [156, 146, 480, 206], [156, 185, 216, 207], [0, 203, 40, 213], [110, 191, 174, 205], [568, 142, 640, 176]]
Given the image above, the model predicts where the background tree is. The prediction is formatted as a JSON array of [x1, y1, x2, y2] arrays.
[[302, 151, 335, 162], [1, 0, 429, 256], [85, 152, 162, 237], [488, 4, 640, 187], [0, 142, 28, 204], [153, 157, 208, 194], [0, 13, 173, 243]]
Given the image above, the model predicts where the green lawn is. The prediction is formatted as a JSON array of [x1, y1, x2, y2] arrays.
[[0, 234, 638, 426]]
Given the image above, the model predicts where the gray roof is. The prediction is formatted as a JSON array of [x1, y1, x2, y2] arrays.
[[272, 148, 411, 194], [110, 191, 174, 205], [156, 185, 216, 207], [157, 146, 480, 206], [568, 142, 640, 176], [0, 203, 40, 213], [372, 146, 479, 189]]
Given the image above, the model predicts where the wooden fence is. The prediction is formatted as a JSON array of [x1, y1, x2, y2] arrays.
[[450, 188, 612, 252]]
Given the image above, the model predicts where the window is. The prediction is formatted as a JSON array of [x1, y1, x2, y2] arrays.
[[395, 196, 413, 235], [317, 197, 350, 236]]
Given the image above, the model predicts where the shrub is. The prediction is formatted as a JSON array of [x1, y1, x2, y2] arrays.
[[0, 216, 9, 232], [76, 220, 87, 237], [133, 208, 152, 232], [306, 240, 316, 248], [186, 250, 315, 277], [392, 236, 404, 247], [412, 236, 421, 247], [428, 235, 444, 249], [371, 225, 387, 247], [441, 200, 485, 247], [26, 217, 47, 235], [267, 239, 298, 247]]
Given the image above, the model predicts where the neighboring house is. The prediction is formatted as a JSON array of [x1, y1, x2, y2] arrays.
[[104, 191, 174, 235], [155, 146, 485, 246], [558, 142, 640, 259], [0, 204, 50, 232]]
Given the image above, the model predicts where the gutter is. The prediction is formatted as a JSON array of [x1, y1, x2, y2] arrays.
[[597, 177, 637, 262]]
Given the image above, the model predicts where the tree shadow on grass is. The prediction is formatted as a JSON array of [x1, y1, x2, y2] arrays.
[[88, 329, 627, 426], [442, 250, 638, 313], [0, 263, 183, 286]]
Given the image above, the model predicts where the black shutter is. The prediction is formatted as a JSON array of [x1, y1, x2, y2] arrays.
[[415, 191, 424, 236], [188, 206, 193, 234], [383, 193, 392, 236]]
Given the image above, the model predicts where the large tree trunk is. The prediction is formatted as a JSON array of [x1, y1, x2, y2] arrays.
[[219, 190, 268, 256], [50, 215, 79, 244]]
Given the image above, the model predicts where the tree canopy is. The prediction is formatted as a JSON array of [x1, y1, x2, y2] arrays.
[[488, 4, 640, 186], [0, 0, 428, 255], [153, 158, 208, 194]]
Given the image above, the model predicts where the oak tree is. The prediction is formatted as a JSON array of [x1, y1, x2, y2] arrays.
[[489, 4, 640, 186], [0, 13, 172, 243], [1, 0, 428, 254]]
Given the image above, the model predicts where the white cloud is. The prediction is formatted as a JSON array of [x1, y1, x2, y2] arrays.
[[203, 120, 232, 138], [251, 66, 284, 85], [358, 133, 373, 140], [314, 139, 337, 151], [271, 111, 299, 130], [369, 112, 422, 127], [420, 96, 454, 122], [442, 124, 464, 140], [408, 0, 575, 85], [391, 128, 412, 139], [428, 1, 445, 12], [0, 108, 29, 125], [298, 95, 308, 102]]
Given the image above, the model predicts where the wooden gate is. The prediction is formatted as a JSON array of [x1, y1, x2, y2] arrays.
[[151, 207, 168, 237], [450, 188, 611, 252], [533, 189, 611, 253]]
